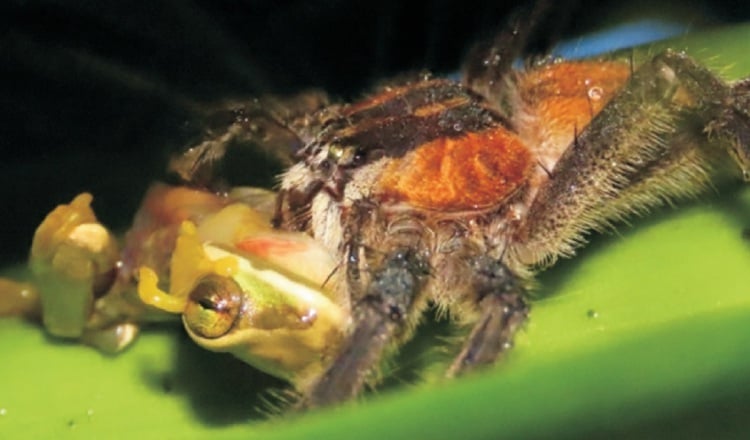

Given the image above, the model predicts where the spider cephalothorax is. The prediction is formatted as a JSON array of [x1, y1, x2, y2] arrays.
[[276, 78, 526, 233]]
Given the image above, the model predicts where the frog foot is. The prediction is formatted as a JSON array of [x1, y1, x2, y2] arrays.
[[81, 322, 140, 354], [0, 278, 40, 318], [28, 193, 120, 338]]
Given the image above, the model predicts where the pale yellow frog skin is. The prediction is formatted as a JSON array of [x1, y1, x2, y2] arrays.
[[0, 183, 348, 386]]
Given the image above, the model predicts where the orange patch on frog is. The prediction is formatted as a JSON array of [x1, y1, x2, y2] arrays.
[[236, 237, 308, 258], [377, 128, 532, 211]]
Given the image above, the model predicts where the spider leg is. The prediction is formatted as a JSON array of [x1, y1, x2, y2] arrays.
[[307, 250, 423, 406], [298, 204, 430, 408], [461, 0, 558, 101], [514, 50, 750, 266], [302, 249, 427, 407], [446, 256, 529, 377], [709, 77, 750, 179], [169, 91, 329, 188]]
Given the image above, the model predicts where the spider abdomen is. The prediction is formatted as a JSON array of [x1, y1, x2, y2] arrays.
[[376, 128, 532, 211]]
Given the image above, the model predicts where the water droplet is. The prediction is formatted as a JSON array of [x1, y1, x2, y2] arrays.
[[452, 122, 464, 132], [300, 309, 317, 325], [658, 64, 676, 82], [587, 309, 599, 319], [588, 86, 604, 100], [484, 54, 501, 66], [0, 408, 7, 416]]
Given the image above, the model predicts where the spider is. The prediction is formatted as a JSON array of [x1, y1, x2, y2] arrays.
[[166, 5, 750, 409]]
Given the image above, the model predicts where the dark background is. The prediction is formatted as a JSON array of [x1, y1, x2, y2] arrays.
[[2, 0, 750, 265]]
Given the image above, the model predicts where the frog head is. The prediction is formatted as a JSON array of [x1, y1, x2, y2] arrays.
[[138, 213, 347, 385]]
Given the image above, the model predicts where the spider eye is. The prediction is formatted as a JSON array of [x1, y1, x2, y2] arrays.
[[184, 275, 242, 339], [351, 148, 367, 166], [327, 143, 346, 161], [328, 144, 368, 167], [318, 158, 332, 174]]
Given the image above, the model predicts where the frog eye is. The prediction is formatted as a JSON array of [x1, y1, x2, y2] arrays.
[[184, 275, 243, 339]]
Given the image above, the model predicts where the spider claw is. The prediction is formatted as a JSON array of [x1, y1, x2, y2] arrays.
[[448, 293, 528, 378]]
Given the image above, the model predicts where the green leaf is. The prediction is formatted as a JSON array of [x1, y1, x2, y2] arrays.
[[2, 23, 750, 440]]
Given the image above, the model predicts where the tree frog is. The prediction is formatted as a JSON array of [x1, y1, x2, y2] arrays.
[[0, 183, 348, 386]]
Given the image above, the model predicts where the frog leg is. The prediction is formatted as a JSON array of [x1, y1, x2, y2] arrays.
[[28, 193, 120, 340], [81, 323, 140, 354], [0, 278, 40, 318]]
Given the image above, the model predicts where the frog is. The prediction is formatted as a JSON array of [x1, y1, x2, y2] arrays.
[[0, 183, 347, 386]]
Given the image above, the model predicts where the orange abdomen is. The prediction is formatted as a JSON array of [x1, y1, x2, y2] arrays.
[[377, 128, 532, 211], [515, 60, 632, 165]]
